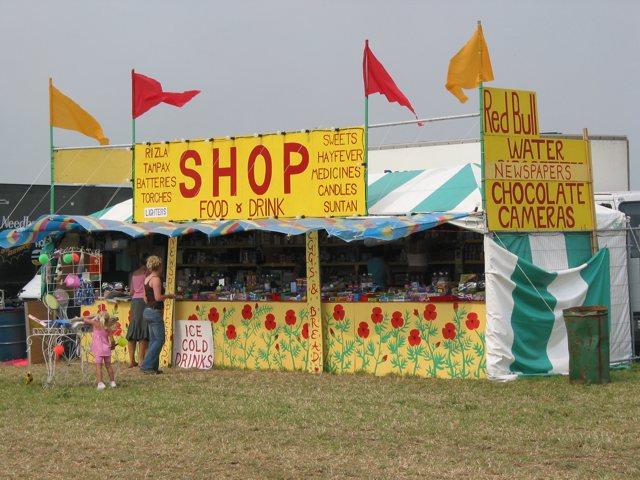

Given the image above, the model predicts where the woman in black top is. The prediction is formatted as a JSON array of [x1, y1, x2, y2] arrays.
[[139, 255, 175, 374]]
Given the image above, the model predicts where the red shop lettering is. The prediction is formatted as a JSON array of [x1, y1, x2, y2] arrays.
[[178, 143, 310, 198]]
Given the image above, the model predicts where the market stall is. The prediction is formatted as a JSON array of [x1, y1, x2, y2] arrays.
[[171, 223, 487, 378], [5, 127, 633, 380], [75, 213, 482, 376], [10, 217, 632, 378], [10, 158, 491, 378]]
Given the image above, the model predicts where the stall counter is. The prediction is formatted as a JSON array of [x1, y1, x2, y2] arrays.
[[176, 300, 311, 371], [322, 301, 486, 379], [69, 298, 487, 379], [176, 299, 486, 379]]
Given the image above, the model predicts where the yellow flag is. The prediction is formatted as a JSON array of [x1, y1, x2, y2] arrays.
[[49, 79, 109, 145], [446, 23, 494, 103]]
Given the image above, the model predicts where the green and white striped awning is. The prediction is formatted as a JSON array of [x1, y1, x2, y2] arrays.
[[368, 163, 481, 215]]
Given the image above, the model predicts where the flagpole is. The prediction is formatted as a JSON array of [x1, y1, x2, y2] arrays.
[[49, 78, 55, 216], [479, 81, 485, 213], [131, 69, 136, 222], [364, 95, 369, 216], [477, 21, 486, 215], [363, 39, 370, 217]]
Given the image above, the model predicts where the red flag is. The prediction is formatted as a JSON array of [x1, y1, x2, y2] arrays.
[[363, 40, 419, 122], [132, 71, 200, 118]]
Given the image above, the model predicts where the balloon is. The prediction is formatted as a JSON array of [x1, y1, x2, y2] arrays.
[[64, 275, 75, 288], [53, 344, 65, 359], [38, 253, 50, 265], [63, 253, 73, 264], [72, 253, 80, 264], [116, 337, 127, 348], [43, 293, 59, 310], [53, 289, 68, 302], [63, 274, 81, 289]]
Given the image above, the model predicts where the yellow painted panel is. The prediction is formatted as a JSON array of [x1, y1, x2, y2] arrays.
[[483, 87, 539, 137], [323, 302, 486, 379], [81, 298, 487, 378], [54, 147, 131, 185], [485, 135, 594, 232], [160, 237, 178, 368], [482, 87, 596, 233], [305, 231, 323, 373], [175, 301, 311, 372], [133, 128, 365, 222], [485, 135, 588, 166]]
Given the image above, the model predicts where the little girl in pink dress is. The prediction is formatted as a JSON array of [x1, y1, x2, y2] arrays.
[[83, 311, 117, 390]]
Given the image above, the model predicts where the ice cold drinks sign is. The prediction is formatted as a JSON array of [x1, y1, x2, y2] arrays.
[[133, 128, 365, 222], [482, 87, 595, 232], [173, 321, 214, 369]]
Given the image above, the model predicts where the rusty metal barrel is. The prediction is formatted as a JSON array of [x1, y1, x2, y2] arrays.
[[563, 306, 609, 384]]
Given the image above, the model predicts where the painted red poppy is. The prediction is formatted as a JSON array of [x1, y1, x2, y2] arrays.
[[285, 309, 297, 326], [423, 303, 437, 321], [370, 307, 383, 324], [442, 322, 457, 340], [188, 314, 198, 321], [82, 310, 91, 317], [357, 321, 370, 339], [333, 304, 345, 321], [226, 324, 237, 340], [408, 328, 421, 346], [98, 304, 107, 312], [465, 312, 480, 330], [265, 313, 276, 331], [391, 311, 404, 329], [241, 304, 253, 320], [208, 307, 220, 323], [112, 322, 122, 337], [301, 323, 309, 339]]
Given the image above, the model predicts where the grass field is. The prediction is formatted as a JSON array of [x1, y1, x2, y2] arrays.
[[0, 364, 639, 479]]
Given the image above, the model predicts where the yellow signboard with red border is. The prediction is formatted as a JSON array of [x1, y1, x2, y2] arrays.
[[133, 128, 365, 222], [483, 86, 595, 232]]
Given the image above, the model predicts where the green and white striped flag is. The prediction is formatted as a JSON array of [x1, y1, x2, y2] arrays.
[[485, 235, 610, 380]]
